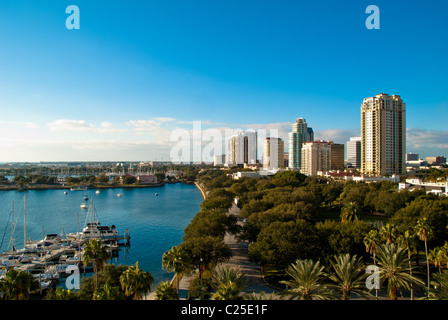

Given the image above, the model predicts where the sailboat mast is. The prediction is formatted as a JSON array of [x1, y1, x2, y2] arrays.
[[24, 195, 26, 248], [11, 200, 14, 251]]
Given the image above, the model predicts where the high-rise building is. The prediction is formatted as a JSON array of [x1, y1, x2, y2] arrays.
[[301, 140, 331, 176], [288, 118, 313, 170], [346, 137, 361, 168], [361, 93, 406, 175], [263, 137, 285, 170], [213, 154, 226, 166], [226, 131, 257, 165], [330, 142, 345, 171]]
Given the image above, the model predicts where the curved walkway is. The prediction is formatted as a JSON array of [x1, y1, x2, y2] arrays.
[[146, 198, 278, 300], [219, 202, 278, 295], [175, 202, 278, 299]]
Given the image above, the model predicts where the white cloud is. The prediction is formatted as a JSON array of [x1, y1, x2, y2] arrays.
[[0, 121, 38, 129], [101, 122, 114, 128], [46, 119, 127, 133], [314, 128, 360, 144], [154, 117, 176, 122], [406, 128, 448, 157], [47, 119, 95, 132]]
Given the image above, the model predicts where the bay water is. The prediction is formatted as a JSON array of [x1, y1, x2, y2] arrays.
[[0, 183, 202, 287]]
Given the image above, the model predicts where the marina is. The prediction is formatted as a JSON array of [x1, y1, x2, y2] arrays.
[[0, 183, 202, 293], [1, 196, 131, 292]]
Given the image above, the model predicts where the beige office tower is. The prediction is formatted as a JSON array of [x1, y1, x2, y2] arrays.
[[361, 93, 406, 175], [263, 137, 284, 169], [301, 140, 331, 176]]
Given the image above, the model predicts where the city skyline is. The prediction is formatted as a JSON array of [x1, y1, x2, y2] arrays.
[[0, 1, 447, 162]]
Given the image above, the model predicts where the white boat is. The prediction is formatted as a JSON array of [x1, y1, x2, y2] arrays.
[[46, 264, 72, 275], [64, 191, 68, 195], [65, 252, 82, 264], [81, 222, 119, 240], [117, 193, 122, 197], [40, 281, 52, 290], [70, 186, 88, 191], [80, 203, 88, 210], [66, 201, 122, 241], [34, 273, 60, 281], [95, 190, 100, 194], [1, 257, 20, 268], [43, 234, 62, 243]]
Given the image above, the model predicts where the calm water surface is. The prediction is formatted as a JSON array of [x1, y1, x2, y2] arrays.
[[0, 183, 202, 286]]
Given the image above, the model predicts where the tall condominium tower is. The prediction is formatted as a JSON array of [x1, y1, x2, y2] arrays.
[[346, 136, 361, 169], [226, 131, 257, 165], [301, 140, 331, 176], [263, 137, 285, 170], [288, 118, 313, 170], [361, 93, 406, 175]]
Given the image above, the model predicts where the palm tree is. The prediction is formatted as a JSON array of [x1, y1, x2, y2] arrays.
[[429, 247, 446, 274], [340, 202, 359, 223], [379, 223, 398, 244], [243, 291, 277, 300], [328, 253, 367, 300], [0, 268, 39, 300], [364, 229, 381, 299], [415, 217, 433, 296], [376, 243, 424, 300], [396, 229, 419, 299], [162, 245, 190, 294], [364, 229, 381, 264], [93, 282, 124, 300], [442, 242, 448, 269], [154, 281, 179, 300], [428, 270, 448, 300], [54, 287, 73, 300], [280, 259, 334, 300], [120, 261, 154, 300], [82, 239, 110, 289], [210, 265, 248, 300]]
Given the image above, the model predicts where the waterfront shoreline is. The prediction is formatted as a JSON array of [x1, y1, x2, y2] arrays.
[[0, 181, 176, 191]]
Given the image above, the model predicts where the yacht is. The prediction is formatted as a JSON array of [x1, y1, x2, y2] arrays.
[[67, 222, 119, 241], [66, 200, 125, 242]]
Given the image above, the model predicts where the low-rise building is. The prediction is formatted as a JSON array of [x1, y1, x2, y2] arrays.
[[399, 178, 448, 196], [136, 175, 158, 184]]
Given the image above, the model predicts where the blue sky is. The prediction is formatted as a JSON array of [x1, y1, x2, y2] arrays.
[[0, 0, 447, 162]]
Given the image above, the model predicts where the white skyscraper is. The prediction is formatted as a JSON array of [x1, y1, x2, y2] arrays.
[[346, 137, 361, 169], [226, 131, 257, 165]]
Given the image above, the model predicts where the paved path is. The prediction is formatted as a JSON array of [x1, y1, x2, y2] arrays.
[[174, 202, 278, 299], [146, 200, 278, 300], [219, 202, 278, 295]]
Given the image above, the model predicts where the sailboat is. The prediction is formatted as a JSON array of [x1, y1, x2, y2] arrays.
[[66, 199, 120, 241]]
